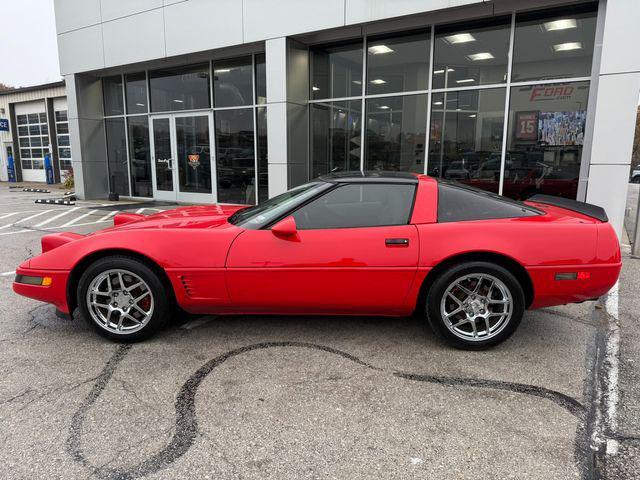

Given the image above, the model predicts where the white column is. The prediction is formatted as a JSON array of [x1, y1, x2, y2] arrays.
[[265, 37, 309, 198], [584, 0, 640, 239]]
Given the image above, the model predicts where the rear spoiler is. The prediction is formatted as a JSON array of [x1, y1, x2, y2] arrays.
[[527, 194, 608, 222]]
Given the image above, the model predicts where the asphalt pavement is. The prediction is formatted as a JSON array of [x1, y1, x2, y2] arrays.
[[0, 183, 638, 479]]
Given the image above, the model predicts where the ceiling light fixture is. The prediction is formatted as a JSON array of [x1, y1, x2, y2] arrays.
[[312, 86, 320, 91], [444, 33, 476, 44], [378, 105, 390, 110], [433, 101, 443, 105], [466, 52, 494, 61], [352, 80, 362, 85], [135, 103, 145, 107], [433, 68, 455, 74], [215, 68, 231, 73], [456, 78, 475, 84], [370, 79, 387, 85], [469, 114, 477, 118], [173, 99, 184, 103], [368, 45, 394, 55], [543, 19, 577, 31], [553, 42, 583, 52]]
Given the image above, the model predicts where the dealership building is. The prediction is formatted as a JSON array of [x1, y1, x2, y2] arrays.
[[51, 0, 639, 236], [0, 82, 71, 183]]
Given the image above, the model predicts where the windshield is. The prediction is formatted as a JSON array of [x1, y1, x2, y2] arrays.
[[228, 181, 330, 229]]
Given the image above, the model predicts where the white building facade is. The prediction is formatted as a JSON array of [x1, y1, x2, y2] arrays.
[[53, 0, 640, 237]]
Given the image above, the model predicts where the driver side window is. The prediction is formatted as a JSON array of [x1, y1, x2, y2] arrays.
[[291, 183, 415, 230]]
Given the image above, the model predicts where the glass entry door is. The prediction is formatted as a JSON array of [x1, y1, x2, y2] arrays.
[[149, 113, 215, 203]]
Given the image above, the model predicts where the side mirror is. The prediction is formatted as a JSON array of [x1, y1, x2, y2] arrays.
[[271, 216, 298, 238]]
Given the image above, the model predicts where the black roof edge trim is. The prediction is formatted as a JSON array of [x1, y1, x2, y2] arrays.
[[527, 194, 608, 222], [318, 171, 419, 184]]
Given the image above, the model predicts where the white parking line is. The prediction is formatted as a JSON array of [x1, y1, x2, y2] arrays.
[[0, 271, 15, 276], [0, 229, 35, 236], [603, 282, 620, 456], [0, 210, 51, 230], [0, 211, 38, 220], [97, 211, 117, 223], [59, 209, 98, 228], [34, 207, 81, 227]]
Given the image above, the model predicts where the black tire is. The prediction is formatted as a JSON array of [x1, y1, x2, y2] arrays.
[[425, 261, 525, 350], [77, 255, 171, 342], [631, 176, 640, 184]]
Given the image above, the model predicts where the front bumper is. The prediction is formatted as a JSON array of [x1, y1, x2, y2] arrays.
[[12, 267, 71, 313], [528, 262, 622, 309]]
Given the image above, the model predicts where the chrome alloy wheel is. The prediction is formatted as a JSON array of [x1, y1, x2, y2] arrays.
[[86, 269, 154, 334], [440, 273, 513, 342]]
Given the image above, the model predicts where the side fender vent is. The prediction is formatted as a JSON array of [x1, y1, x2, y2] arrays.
[[180, 275, 196, 297]]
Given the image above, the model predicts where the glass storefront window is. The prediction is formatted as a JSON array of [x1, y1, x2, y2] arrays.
[[125, 72, 148, 114], [149, 63, 210, 112], [365, 94, 427, 173], [214, 56, 253, 108], [310, 41, 363, 100], [311, 100, 362, 178], [215, 109, 256, 204], [127, 116, 152, 197], [257, 107, 268, 203], [255, 53, 267, 105], [428, 88, 506, 193], [504, 81, 589, 200], [105, 117, 130, 196], [366, 31, 430, 95], [103, 75, 124, 116], [512, 4, 597, 82], [433, 18, 511, 89]]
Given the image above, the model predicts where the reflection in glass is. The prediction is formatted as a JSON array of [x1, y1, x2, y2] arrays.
[[365, 94, 427, 173], [149, 64, 210, 112], [105, 117, 130, 195], [367, 31, 430, 95], [127, 116, 152, 197], [512, 4, 597, 82], [504, 81, 589, 200], [215, 109, 255, 204], [311, 100, 362, 178], [125, 72, 148, 114], [255, 53, 267, 104], [152, 118, 173, 191], [310, 41, 362, 100], [433, 18, 510, 89], [214, 56, 253, 108], [103, 75, 124, 116], [428, 88, 505, 194], [256, 107, 268, 203], [176, 116, 212, 194]]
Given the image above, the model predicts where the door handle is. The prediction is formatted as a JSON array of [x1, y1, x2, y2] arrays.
[[385, 238, 409, 247]]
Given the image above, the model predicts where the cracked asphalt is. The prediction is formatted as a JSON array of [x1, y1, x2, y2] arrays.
[[0, 184, 639, 479]]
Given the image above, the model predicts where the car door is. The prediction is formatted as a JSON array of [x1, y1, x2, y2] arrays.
[[225, 182, 420, 315]]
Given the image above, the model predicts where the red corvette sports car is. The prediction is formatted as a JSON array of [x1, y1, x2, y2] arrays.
[[13, 172, 620, 349]]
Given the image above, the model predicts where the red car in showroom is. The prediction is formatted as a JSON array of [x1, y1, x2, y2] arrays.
[[13, 172, 620, 349]]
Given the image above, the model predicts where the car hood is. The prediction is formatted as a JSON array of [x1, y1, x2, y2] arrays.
[[100, 204, 248, 233]]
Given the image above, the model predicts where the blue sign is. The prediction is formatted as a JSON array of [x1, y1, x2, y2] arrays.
[[0, 118, 8, 132]]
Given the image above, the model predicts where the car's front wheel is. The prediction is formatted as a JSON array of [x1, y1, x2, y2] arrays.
[[425, 261, 525, 350], [77, 255, 171, 341]]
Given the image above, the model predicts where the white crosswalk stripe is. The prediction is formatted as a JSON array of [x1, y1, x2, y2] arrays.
[[0, 210, 52, 230], [97, 211, 117, 223], [34, 207, 81, 227], [59, 209, 99, 228]]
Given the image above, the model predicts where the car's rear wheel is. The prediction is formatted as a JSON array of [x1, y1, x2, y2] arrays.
[[77, 256, 171, 341], [425, 261, 525, 350]]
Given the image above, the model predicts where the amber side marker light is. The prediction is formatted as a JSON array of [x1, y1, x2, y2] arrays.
[[555, 272, 590, 281], [15, 274, 53, 286]]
